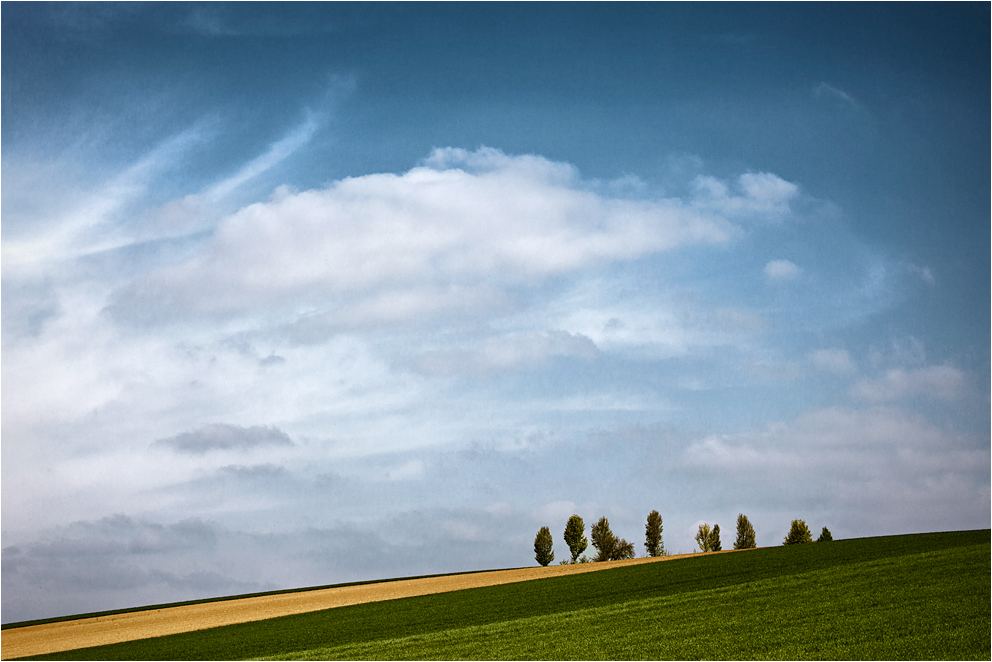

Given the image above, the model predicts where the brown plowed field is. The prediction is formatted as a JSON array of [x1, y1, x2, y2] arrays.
[[2, 552, 723, 659]]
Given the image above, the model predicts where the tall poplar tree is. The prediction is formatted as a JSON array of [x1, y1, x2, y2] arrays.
[[534, 526, 555, 566], [563, 514, 588, 563], [695, 523, 713, 552], [591, 516, 617, 561], [644, 510, 665, 557], [734, 513, 756, 549]]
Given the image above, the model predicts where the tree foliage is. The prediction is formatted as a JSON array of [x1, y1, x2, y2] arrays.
[[591, 516, 616, 561], [563, 515, 588, 563], [783, 519, 813, 545], [588, 516, 636, 561], [644, 510, 665, 557], [613, 538, 635, 560], [695, 523, 718, 552], [694, 522, 722, 552], [734, 513, 756, 550], [533, 526, 555, 566], [817, 526, 833, 542]]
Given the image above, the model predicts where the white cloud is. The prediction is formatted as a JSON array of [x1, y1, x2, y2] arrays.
[[810, 348, 856, 375], [109, 148, 736, 327], [2, 127, 206, 268], [411, 331, 598, 376], [693, 172, 799, 221], [763, 259, 802, 280], [204, 115, 318, 201], [850, 365, 967, 402]]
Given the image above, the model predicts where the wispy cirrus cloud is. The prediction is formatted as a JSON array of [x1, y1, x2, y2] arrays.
[[204, 115, 319, 202], [812, 82, 858, 107], [411, 330, 599, 376], [850, 365, 967, 402], [809, 348, 857, 375], [1, 127, 206, 268]]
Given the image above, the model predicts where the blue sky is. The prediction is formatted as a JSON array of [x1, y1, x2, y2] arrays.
[[2, 3, 989, 623]]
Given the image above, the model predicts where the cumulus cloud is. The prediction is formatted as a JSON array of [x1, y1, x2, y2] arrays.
[[850, 365, 967, 402], [764, 259, 802, 280], [155, 424, 294, 454], [810, 348, 856, 375], [108, 147, 736, 327], [693, 172, 799, 220]]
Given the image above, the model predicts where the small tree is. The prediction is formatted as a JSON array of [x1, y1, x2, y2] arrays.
[[591, 516, 617, 561], [711, 524, 722, 551], [534, 526, 555, 566], [613, 538, 635, 560], [783, 519, 813, 545], [695, 523, 714, 552], [734, 513, 756, 550], [563, 515, 588, 564], [817, 526, 833, 542], [644, 510, 665, 557]]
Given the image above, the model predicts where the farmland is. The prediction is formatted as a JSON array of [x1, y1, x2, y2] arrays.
[[7, 529, 989, 660]]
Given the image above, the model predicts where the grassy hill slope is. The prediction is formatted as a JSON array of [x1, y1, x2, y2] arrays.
[[20, 529, 990, 660]]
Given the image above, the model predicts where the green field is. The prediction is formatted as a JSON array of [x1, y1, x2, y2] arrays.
[[19, 529, 990, 660]]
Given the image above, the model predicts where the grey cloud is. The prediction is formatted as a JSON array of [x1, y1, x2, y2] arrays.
[[155, 423, 293, 454], [1, 515, 268, 623], [127, 518, 218, 555], [680, 406, 989, 535], [219, 463, 288, 479], [5, 412, 988, 624], [260, 353, 286, 366]]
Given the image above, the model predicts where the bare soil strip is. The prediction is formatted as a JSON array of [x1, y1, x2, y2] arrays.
[[1, 552, 729, 659]]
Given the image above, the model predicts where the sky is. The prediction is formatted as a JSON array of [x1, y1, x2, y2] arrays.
[[2, 2, 989, 623]]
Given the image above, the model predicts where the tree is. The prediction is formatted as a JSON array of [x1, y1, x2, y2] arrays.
[[734, 513, 756, 550], [783, 519, 813, 545], [534, 526, 555, 566], [563, 515, 588, 563], [644, 510, 665, 557], [695, 523, 714, 552], [591, 516, 617, 561], [711, 524, 722, 551], [613, 538, 635, 560], [817, 526, 833, 542]]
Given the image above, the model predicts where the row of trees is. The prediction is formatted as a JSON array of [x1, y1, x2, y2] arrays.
[[534, 512, 832, 566], [534, 510, 666, 566], [694, 515, 831, 550]]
